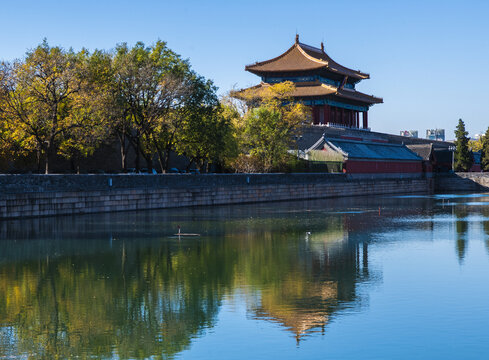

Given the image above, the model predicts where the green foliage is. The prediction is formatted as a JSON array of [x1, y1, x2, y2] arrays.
[[481, 127, 489, 171], [0, 40, 230, 173], [112, 40, 193, 171], [469, 138, 483, 152], [173, 75, 234, 171], [110, 40, 232, 173], [232, 82, 310, 173], [0, 42, 312, 174], [453, 119, 472, 172], [0, 40, 108, 173], [243, 107, 287, 171]]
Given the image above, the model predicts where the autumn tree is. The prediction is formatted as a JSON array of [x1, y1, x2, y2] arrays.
[[469, 138, 483, 152], [481, 127, 489, 171], [57, 50, 116, 172], [453, 118, 472, 172], [175, 76, 236, 172], [0, 40, 90, 173], [232, 81, 310, 172], [113, 41, 193, 172]]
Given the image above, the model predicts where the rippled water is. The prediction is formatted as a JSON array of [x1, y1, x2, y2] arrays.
[[1, 194, 489, 359]]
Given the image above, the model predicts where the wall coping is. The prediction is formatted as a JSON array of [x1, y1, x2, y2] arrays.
[[0, 173, 425, 194]]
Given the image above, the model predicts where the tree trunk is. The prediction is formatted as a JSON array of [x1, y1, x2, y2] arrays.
[[163, 146, 172, 172], [70, 158, 76, 173], [36, 147, 42, 173], [44, 147, 50, 174], [118, 132, 128, 171], [156, 151, 165, 173], [145, 155, 153, 173], [135, 137, 140, 172], [153, 138, 164, 173]]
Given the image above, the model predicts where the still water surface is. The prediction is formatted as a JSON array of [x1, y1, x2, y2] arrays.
[[1, 194, 489, 359]]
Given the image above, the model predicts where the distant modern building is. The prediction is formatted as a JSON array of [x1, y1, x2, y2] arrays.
[[400, 130, 418, 138], [426, 129, 445, 141], [239, 35, 383, 130]]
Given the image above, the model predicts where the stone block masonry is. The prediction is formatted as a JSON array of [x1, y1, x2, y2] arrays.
[[0, 173, 431, 219], [435, 173, 489, 192]]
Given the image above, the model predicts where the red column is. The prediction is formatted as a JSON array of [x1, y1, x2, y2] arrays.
[[356, 112, 359, 128], [363, 111, 368, 129], [324, 105, 330, 124]]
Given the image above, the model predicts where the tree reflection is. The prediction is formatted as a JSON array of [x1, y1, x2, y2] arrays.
[[0, 239, 235, 359], [453, 205, 468, 263], [244, 216, 373, 342], [0, 203, 380, 358]]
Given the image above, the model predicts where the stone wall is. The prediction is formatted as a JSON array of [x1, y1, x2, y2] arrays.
[[0, 173, 431, 219], [435, 173, 489, 192]]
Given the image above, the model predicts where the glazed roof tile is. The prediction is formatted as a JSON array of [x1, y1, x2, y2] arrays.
[[245, 41, 369, 80], [323, 138, 422, 161], [236, 82, 382, 105]]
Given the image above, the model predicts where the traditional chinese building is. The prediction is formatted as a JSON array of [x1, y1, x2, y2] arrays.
[[242, 35, 383, 129], [305, 136, 423, 174]]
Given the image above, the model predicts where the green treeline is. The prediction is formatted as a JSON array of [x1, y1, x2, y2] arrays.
[[454, 119, 489, 172], [0, 40, 309, 174]]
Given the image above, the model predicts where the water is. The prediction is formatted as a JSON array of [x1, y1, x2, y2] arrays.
[[1, 194, 489, 359]]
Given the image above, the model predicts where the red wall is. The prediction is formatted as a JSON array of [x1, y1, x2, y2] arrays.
[[469, 164, 481, 172], [344, 160, 423, 173]]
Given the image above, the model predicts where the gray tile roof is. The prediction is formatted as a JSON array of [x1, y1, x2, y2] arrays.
[[325, 138, 422, 161]]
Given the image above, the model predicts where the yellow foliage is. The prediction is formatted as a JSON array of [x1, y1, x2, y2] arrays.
[[228, 82, 310, 172], [470, 138, 483, 152]]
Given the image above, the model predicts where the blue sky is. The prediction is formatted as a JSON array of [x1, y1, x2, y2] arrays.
[[1, 0, 488, 138]]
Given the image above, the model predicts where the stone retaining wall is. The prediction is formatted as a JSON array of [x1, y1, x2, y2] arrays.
[[435, 173, 489, 192], [0, 174, 431, 219]]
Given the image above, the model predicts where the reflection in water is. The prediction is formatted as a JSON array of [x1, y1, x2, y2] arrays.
[[0, 195, 489, 359], [0, 239, 232, 359], [249, 224, 372, 343], [454, 206, 469, 263], [482, 208, 489, 255]]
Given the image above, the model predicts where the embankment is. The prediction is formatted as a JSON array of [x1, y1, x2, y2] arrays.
[[435, 173, 489, 192], [0, 173, 431, 219]]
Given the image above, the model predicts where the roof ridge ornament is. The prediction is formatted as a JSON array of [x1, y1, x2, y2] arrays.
[[321, 42, 324, 52], [295, 34, 299, 44]]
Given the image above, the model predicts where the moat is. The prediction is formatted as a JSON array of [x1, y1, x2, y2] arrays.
[[1, 194, 489, 359]]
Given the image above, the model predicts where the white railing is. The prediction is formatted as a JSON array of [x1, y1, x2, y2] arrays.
[[314, 122, 371, 132]]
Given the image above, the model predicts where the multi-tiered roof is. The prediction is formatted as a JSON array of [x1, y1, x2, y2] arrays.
[[240, 35, 382, 129]]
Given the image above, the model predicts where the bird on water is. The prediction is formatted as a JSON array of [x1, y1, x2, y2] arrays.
[[175, 225, 200, 237]]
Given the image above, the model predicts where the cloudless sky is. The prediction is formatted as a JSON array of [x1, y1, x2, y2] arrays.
[[1, 0, 488, 138]]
